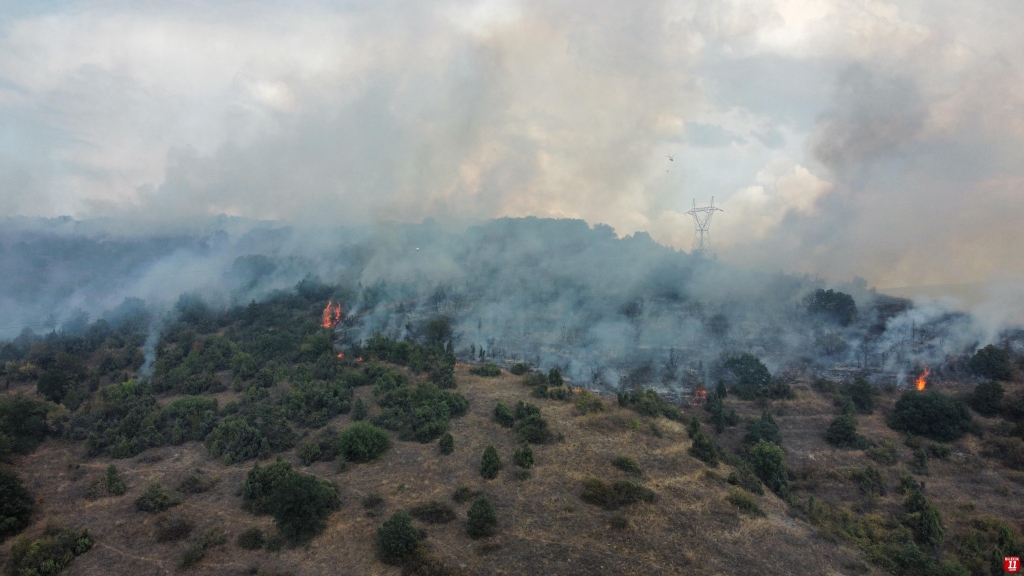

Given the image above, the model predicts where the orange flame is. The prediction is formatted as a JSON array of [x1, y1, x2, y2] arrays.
[[337, 353, 344, 359], [356, 357, 363, 362], [321, 301, 342, 328], [915, 366, 929, 391]]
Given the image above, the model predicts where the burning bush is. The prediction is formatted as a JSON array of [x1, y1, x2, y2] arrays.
[[969, 344, 1013, 381], [889, 391, 972, 442]]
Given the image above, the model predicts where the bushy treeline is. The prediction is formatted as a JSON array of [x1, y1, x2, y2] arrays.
[[1, 300, 150, 410]]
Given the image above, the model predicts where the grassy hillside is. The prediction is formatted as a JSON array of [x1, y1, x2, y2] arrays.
[[2, 283, 1023, 576]]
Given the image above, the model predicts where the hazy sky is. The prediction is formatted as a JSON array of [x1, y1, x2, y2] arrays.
[[1, 0, 1022, 290]]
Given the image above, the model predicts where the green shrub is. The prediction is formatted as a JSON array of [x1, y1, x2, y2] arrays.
[[850, 465, 887, 497], [299, 441, 322, 466], [749, 440, 789, 497], [178, 527, 226, 569], [373, 383, 468, 443], [439, 432, 454, 455], [466, 497, 498, 539], [927, 443, 952, 459], [547, 386, 571, 401], [510, 363, 529, 375], [0, 395, 49, 455], [575, 390, 605, 414], [177, 468, 218, 494], [611, 456, 642, 476], [845, 377, 876, 414], [268, 472, 340, 543], [609, 513, 629, 530], [805, 288, 857, 326], [135, 483, 180, 513], [8, 526, 93, 574], [352, 397, 368, 421], [470, 362, 501, 377], [362, 493, 385, 517], [493, 402, 514, 427], [745, 410, 782, 446], [513, 444, 534, 469], [911, 446, 930, 475], [889, 391, 972, 442], [950, 516, 1024, 576], [689, 428, 718, 466], [154, 513, 194, 542], [451, 486, 480, 504], [968, 381, 1005, 416], [726, 463, 764, 495], [0, 469, 33, 541], [241, 458, 294, 514], [866, 438, 899, 465], [726, 487, 765, 517], [408, 501, 457, 524], [616, 389, 683, 420], [376, 511, 419, 564], [100, 464, 127, 496], [969, 345, 1013, 381], [237, 526, 266, 550], [825, 415, 861, 448], [204, 415, 271, 464], [904, 488, 944, 548], [480, 445, 501, 479], [579, 478, 655, 510], [338, 422, 391, 463], [515, 413, 552, 444]]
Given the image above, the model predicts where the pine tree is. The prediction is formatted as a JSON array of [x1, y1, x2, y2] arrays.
[[466, 497, 497, 538], [479, 445, 501, 479]]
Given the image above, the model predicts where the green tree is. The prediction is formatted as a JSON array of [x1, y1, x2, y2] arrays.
[[825, 415, 860, 448], [376, 511, 419, 564], [102, 465, 126, 495], [904, 488, 944, 548], [723, 354, 772, 399], [268, 472, 340, 543], [846, 377, 876, 414], [480, 444, 501, 479], [0, 469, 33, 541], [135, 483, 180, 513], [749, 439, 789, 497], [0, 395, 49, 455], [493, 402, 514, 427], [466, 497, 497, 538], [338, 422, 391, 463], [806, 288, 857, 326], [889, 391, 972, 442], [968, 381, 1004, 416], [968, 345, 1013, 381], [438, 432, 454, 455], [513, 443, 534, 469], [688, 428, 718, 467], [352, 397, 367, 421], [745, 410, 782, 446]]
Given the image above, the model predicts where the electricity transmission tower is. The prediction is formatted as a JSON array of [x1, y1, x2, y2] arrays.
[[685, 197, 723, 259]]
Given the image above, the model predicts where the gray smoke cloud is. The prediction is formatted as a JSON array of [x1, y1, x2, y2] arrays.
[[1, 0, 1023, 326]]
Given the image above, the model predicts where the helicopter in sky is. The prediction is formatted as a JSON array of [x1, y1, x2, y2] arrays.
[[665, 154, 676, 161]]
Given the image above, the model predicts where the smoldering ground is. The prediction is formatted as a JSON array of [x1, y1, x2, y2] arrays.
[[1, 215, 1013, 399]]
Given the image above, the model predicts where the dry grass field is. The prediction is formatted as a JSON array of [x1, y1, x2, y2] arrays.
[[3, 366, 1023, 576]]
